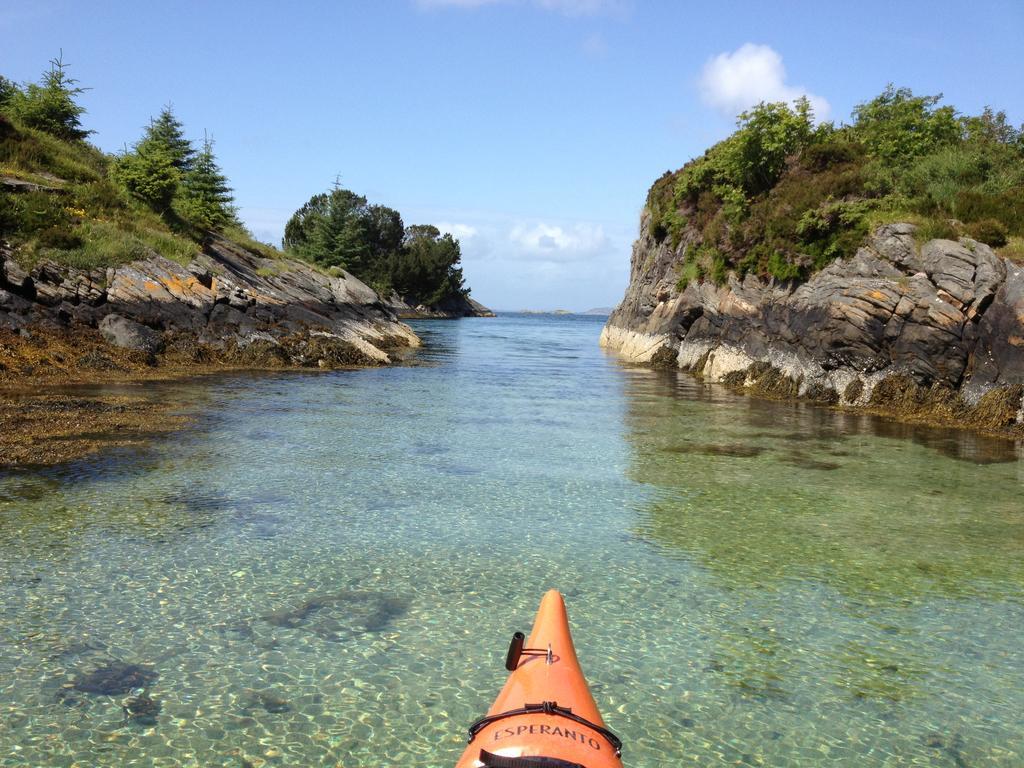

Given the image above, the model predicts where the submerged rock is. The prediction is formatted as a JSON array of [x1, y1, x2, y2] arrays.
[[662, 443, 764, 458], [780, 452, 842, 471], [122, 691, 161, 725], [240, 688, 291, 714], [262, 589, 409, 641], [72, 661, 158, 695]]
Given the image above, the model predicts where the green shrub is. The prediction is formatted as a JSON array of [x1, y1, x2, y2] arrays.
[[800, 138, 864, 171], [736, 245, 762, 278], [675, 258, 702, 292], [5, 189, 69, 235], [955, 188, 1024, 234], [794, 199, 873, 268], [965, 218, 1009, 247], [36, 225, 83, 250], [674, 98, 815, 205], [766, 250, 802, 281], [0, 77, 18, 110], [650, 85, 1024, 285], [674, 243, 727, 289], [851, 85, 960, 164], [709, 250, 728, 285], [71, 178, 126, 215], [901, 146, 989, 210], [915, 217, 959, 242]]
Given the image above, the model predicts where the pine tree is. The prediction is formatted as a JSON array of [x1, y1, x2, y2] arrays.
[[0, 76, 19, 110], [11, 52, 90, 141], [144, 105, 195, 171], [111, 135, 180, 211], [181, 134, 237, 231]]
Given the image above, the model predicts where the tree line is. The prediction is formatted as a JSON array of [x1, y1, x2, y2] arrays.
[[283, 186, 467, 306], [2, 55, 470, 308]]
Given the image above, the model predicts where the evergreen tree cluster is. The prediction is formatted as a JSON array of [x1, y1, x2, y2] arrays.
[[284, 186, 467, 306], [113, 107, 238, 231], [1, 56, 257, 271], [1, 56, 240, 239]]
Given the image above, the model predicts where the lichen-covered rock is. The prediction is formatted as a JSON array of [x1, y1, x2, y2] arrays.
[[602, 219, 1024, 429], [0, 235, 419, 369]]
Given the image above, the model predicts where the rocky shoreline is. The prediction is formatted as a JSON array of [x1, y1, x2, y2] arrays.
[[0, 236, 429, 467], [602, 219, 1024, 437], [1, 234, 421, 367]]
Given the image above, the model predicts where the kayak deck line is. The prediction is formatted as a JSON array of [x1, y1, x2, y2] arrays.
[[476, 749, 588, 768], [467, 701, 623, 755], [454, 590, 625, 768]]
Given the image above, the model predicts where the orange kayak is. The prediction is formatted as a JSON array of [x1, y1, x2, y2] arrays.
[[455, 590, 624, 768]]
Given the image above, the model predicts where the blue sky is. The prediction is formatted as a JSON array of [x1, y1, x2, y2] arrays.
[[3, 0, 1022, 310]]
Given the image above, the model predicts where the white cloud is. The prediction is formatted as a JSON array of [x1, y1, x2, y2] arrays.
[[508, 221, 609, 261], [698, 43, 830, 121], [436, 222, 479, 240], [415, 0, 627, 16], [378, 207, 632, 309]]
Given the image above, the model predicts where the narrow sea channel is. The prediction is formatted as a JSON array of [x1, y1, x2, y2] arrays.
[[1, 313, 1022, 767]]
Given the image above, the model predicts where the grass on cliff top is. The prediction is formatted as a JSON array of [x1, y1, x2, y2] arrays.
[[0, 113, 281, 271], [652, 87, 1024, 288], [998, 236, 1024, 265], [0, 115, 106, 183]]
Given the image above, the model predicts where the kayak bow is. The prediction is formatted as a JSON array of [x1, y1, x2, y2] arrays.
[[455, 590, 623, 768]]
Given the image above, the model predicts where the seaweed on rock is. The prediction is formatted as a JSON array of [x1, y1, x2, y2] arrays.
[[662, 443, 764, 458], [122, 691, 161, 725], [72, 661, 158, 695]]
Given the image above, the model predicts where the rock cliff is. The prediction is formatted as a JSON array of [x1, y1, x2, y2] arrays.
[[602, 214, 1024, 433], [1, 235, 419, 370]]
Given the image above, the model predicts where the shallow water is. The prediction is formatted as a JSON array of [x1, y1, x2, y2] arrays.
[[1, 314, 1022, 767]]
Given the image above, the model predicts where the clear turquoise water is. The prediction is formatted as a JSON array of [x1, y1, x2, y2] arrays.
[[1, 313, 1022, 767]]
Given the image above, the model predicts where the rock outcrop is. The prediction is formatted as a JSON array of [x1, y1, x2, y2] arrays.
[[1, 234, 419, 368], [99, 313, 163, 355], [602, 216, 1024, 432], [382, 292, 495, 319]]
